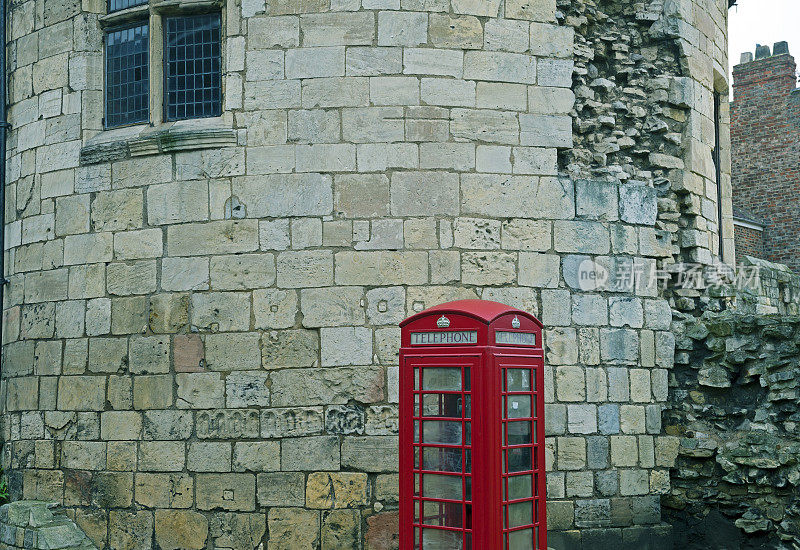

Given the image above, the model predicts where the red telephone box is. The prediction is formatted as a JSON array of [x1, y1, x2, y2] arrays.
[[399, 300, 546, 550]]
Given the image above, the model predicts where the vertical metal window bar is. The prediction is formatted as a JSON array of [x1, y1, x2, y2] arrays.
[[105, 24, 150, 129], [108, 0, 148, 14], [165, 13, 222, 121]]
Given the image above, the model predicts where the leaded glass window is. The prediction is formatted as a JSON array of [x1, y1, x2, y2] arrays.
[[108, 0, 147, 13], [105, 24, 150, 128], [165, 13, 222, 121]]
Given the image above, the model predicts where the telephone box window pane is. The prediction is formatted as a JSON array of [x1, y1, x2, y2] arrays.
[[422, 367, 462, 391], [421, 394, 464, 418], [165, 13, 221, 121], [507, 474, 532, 500], [508, 528, 534, 549], [422, 447, 464, 473], [422, 420, 462, 445], [105, 24, 149, 128], [421, 501, 463, 528], [108, 0, 147, 12], [506, 369, 532, 391], [422, 474, 463, 500], [422, 528, 465, 549], [507, 502, 533, 528], [507, 448, 532, 473], [507, 421, 531, 446], [507, 396, 532, 419]]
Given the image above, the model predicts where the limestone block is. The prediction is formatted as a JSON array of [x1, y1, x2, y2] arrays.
[[258, 472, 305, 506], [280, 435, 340, 471], [300, 12, 375, 46], [277, 250, 334, 288], [112, 155, 172, 189], [196, 474, 256, 511], [476, 145, 512, 173], [556, 365, 585, 401], [403, 48, 463, 78], [106, 261, 157, 296], [567, 404, 597, 434], [6, 376, 38, 410], [262, 329, 319, 368], [420, 142, 475, 170], [505, 0, 555, 21], [484, 19, 529, 52], [369, 76, 420, 106], [346, 47, 403, 76], [64, 232, 113, 265], [135, 473, 194, 508], [209, 254, 276, 291], [235, 173, 333, 217], [609, 297, 644, 329], [300, 286, 365, 327], [610, 435, 638, 467], [319, 326, 372, 366], [196, 410, 260, 439], [57, 375, 105, 411], [335, 251, 428, 285], [607, 367, 630, 402], [461, 175, 574, 219], [620, 405, 646, 434], [537, 58, 573, 88], [461, 251, 516, 285], [167, 220, 259, 256], [146, 181, 210, 226], [129, 336, 170, 374], [271, 366, 384, 406], [451, 0, 500, 16], [108, 510, 153, 550], [142, 410, 193, 440], [518, 252, 560, 288], [268, 508, 320, 550], [390, 171, 459, 216], [114, 229, 163, 260], [286, 47, 344, 79], [191, 292, 251, 332], [301, 77, 369, 108], [205, 332, 262, 371], [245, 49, 284, 81], [519, 114, 572, 147], [501, 219, 551, 251], [572, 294, 608, 326], [341, 435, 398, 472], [530, 22, 573, 57], [296, 143, 356, 172], [528, 86, 575, 114], [188, 442, 232, 473], [176, 372, 225, 409], [162, 257, 210, 292], [601, 328, 639, 364], [343, 107, 405, 143], [378, 11, 427, 46], [335, 174, 390, 218], [155, 510, 208, 550], [450, 108, 519, 144], [54, 194, 89, 236], [620, 470, 649, 496], [100, 411, 142, 441], [260, 219, 291, 251], [133, 375, 173, 410], [91, 189, 143, 232], [404, 218, 437, 249], [464, 51, 536, 84], [248, 16, 300, 48], [226, 371, 270, 407], [62, 441, 106, 471], [306, 472, 369, 508], [556, 437, 586, 470], [231, 441, 281, 473], [288, 109, 340, 143], [245, 79, 301, 110], [429, 14, 483, 49], [175, 148, 245, 180]]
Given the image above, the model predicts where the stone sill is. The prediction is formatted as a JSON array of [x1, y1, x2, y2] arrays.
[[80, 117, 237, 165]]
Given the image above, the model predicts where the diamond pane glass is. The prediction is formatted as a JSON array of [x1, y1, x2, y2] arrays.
[[165, 13, 222, 121], [105, 23, 150, 128]]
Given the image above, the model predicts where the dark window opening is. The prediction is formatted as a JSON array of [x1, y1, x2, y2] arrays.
[[105, 23, 150, 128], [164, 13, 222, 122], [108, 0, 148, 13]]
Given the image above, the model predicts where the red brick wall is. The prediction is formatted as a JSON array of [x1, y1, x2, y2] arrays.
[[731, 51, 800, 271], [733, 223, 765, 259]]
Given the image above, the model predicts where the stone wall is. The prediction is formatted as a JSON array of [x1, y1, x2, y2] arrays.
[[666, 311, 800, 548], [0, 0, 731, 548], [0, 501, 98, 550]]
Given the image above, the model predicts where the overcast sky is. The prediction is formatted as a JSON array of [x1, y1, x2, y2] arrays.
[[728, 0, 799, 81]]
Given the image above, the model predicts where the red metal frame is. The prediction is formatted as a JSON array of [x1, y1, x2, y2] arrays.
[[400, 300, 546, 550]]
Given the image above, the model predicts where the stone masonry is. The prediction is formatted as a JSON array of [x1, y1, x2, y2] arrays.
[[0, 0, 733, 548]]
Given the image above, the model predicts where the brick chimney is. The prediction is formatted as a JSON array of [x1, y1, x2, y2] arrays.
[[731, 42, 800, 271]]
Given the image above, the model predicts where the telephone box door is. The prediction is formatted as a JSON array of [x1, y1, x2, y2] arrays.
[[400, 353, 483, 549]]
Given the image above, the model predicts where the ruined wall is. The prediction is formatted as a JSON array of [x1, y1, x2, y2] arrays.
[[0, 0, 730, 548], [666, 311, 800, 548], [0, 501, 98, 550]]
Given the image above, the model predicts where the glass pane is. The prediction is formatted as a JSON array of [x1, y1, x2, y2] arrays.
[[421, 501, 463, 528], [507, 396, 532, 419], [507, 448, 532, 473], [165, 14, 222, 121], [421, 394, 463, 418], [508, 502, 533, 528], [508, 528, 533, 549], [422, 447, 463, 473], [507, 422, 531, 446], [423, 368, 462, 391], [415, 368, 420, 390], [422, 528, 464, 549], [506, 369, 532, 391], [422, 421, 462, 445], [105, 24, 149, 128], [108, 0, 147, 13], [508, 475, 532, 500], [422, 474, 463, 500]]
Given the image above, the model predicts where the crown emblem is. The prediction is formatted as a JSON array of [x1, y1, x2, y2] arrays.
[[512, 316, 521, 329], [437, 316, 450, 328]]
